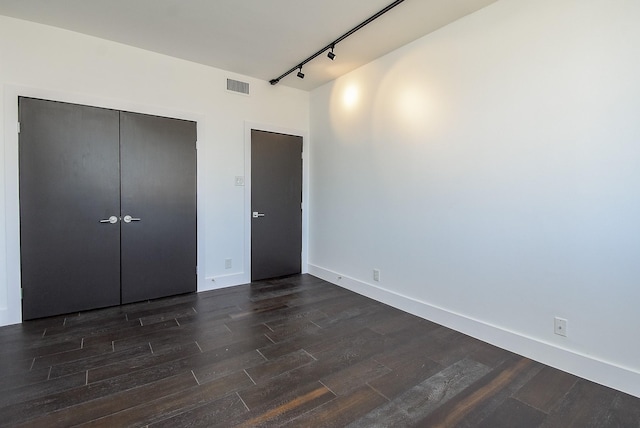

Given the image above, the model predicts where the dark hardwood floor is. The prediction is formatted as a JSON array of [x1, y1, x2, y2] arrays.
[[1, 274, 638, 427]]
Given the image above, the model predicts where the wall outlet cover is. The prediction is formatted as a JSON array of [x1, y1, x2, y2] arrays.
[[554, 317, 567, 337]]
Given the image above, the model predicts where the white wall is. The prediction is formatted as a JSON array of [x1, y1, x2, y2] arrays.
[[309, 0, 640, 397], [0, 16, 309, 325]]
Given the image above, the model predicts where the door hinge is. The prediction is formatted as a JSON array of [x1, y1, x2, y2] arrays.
[[21, 288, 23, 299], [17, 122, 21, 134], [195, 266, 198, 275], [195, 140, 198, 150]]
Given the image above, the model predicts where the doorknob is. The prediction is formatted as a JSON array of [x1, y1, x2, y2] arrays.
[[252, 212, 265, 218], [123, 215, 141, 223], [99, 215, 119, 224]]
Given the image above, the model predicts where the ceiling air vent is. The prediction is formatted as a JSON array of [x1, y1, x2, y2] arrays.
[[226, 78, 250, 96]]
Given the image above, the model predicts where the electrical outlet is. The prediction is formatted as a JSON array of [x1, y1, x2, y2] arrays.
[[554, 317, 567, 337], [373, 269, 380, 282], [225, 258, 232, 269], [235, 176, 244, 186]]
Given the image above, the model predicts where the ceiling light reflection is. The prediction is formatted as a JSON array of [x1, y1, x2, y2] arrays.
[[395, 87, 430, 132], [343, 85, 359, 110]]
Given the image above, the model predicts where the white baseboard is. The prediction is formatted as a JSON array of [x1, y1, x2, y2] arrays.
[[0, 307, 20, 327], [308, 264, 640, 398], [200, 272, 248, 292]]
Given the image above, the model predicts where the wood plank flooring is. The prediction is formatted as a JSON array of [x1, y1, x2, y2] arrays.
[[1, 274, 638, 427]]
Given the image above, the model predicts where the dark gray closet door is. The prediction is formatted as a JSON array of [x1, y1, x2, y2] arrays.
[[120, 112, 197, 303], [251, 130, 302, 281], [19, 97, 121, 320]]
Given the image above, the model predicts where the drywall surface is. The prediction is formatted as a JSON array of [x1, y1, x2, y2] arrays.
[[309, 0, 640, 396], [0, 15, 309, 325]]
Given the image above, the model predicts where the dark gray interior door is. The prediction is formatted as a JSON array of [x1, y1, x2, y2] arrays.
[[251, 130, 302, 281], [120, 112, 197, 303], [19, 98, 121, 320], [19, 98, 197, 319]]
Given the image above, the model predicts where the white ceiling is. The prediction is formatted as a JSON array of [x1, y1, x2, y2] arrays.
[[0, 0, 498, 91]]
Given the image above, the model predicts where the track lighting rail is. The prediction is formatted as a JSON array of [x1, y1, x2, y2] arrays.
[[269, 0, 405, 85]]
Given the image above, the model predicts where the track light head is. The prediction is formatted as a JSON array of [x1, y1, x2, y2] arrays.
[[269, 79, 280, 85], [296, 66, 304, 79], [327, 45, 336, 60]]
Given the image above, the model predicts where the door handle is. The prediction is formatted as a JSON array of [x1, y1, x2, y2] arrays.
[[99, 215, 119, 224], [252, 212, 265, 218], [123, 215, 141, 223]]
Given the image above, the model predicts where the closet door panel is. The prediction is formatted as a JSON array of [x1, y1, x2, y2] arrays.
[[119, 112, 197, 303], [19, 98, 121, 320]]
